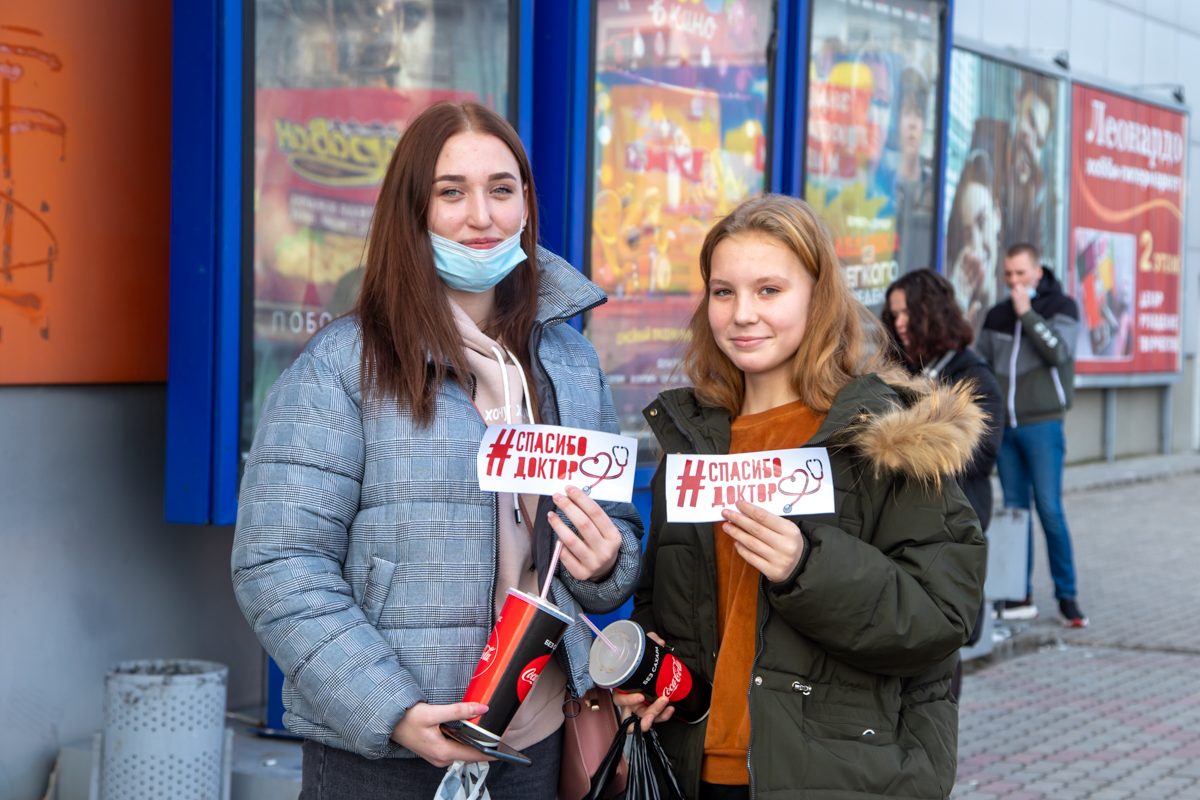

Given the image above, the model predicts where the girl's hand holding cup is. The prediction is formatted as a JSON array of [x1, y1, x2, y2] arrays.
[[548, 486, 623, 582], [721, 500, 806, 584], [610, 632, 677, 732]]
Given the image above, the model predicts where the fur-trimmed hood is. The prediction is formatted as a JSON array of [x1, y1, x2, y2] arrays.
[[646, 372, 988, 484], [843, 373, 989, 485]]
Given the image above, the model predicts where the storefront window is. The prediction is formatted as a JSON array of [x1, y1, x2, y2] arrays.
[[943, 50, 1066, 330], [246, 0, 511, 455], [804, 0, 944, 313], [586, 0, 776, 465]]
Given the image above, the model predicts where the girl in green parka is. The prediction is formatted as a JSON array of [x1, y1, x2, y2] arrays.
[[615, 195, 988, 800]]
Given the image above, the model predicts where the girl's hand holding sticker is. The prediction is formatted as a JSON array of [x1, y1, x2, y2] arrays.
[[722, 500, 806, 583], [610, 632, 677, 731], [548, 486, 623, 582]]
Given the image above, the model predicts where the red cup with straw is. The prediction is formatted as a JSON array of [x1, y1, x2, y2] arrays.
[[457, 587, 572, 744], [442, 540, 572, 764]]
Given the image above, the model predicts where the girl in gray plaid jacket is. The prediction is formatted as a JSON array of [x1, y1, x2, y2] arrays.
[[233, 101, 644, 800]]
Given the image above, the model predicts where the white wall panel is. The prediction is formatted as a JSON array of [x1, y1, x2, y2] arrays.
[[1143, 19, 1180, 87], [1179, 33, 1200, 142], [1070, 0, 1111, 77], [1108, 0, 1146, 13], [982, 0, 1029, 49], [954, 0, 985, 40], [1145, 0, 1180, 26], [1030, 0, 1071, 54], [1107, 6, 1146, 85], [1180, 0, 1200, 35]]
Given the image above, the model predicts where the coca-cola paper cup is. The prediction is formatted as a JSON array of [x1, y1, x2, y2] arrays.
[[588, 619, 711, 724], [459, 588, 572, 743]]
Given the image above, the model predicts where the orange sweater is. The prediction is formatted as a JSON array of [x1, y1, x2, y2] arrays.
[[701, 400, 824, 785]]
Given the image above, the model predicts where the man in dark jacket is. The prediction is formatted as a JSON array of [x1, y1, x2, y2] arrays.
[[976, 242, 1087, 627]]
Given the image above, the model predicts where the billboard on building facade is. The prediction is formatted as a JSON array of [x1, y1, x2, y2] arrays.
[[942, 50, 1066, 331], [803, 0, 943, 313], [1067, 85, 1187, 374], [585, 0, 774, 456]]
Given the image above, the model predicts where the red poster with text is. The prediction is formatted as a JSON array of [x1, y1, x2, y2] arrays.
[[1068, 85, 1187, 374]]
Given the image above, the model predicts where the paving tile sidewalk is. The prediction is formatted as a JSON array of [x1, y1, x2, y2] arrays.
[[952, 646, 1200, 800], [1027, 470, 1200, 654], [952, 465, 1200, 798]]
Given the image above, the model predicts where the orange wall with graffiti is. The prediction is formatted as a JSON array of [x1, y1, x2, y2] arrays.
[[1, 0, 171, 383]]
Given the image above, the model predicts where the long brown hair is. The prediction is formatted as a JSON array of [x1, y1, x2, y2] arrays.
[[881, 269, 974, 368], [356, 101, 540, 424], [684, 194, 888, 415]]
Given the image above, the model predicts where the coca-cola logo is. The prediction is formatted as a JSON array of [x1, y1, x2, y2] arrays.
[[655, 654, 692, 701], [517, 655, 552, 702], [472, 624, 501, 679]]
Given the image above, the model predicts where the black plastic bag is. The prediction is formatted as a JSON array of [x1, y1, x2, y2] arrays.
[[587, 715, 688, 800]]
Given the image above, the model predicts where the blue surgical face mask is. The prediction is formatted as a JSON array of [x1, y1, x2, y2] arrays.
[[430, 228, 527, 292]]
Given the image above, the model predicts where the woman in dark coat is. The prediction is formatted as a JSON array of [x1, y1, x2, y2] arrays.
[[883, 268, 1003, 698], [882, 269, 1003, 530]]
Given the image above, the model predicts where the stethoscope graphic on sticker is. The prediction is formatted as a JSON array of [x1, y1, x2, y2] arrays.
[[579, 446, 630, 494], [777, 459, 825, 513]]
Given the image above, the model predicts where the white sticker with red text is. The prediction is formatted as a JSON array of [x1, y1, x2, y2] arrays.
[[664, 448, 834, 523], [477, 425, 637, 503]]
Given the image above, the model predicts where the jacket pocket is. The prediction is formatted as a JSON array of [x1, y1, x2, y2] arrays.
[[802, 694, 899, 746], [361, 557, 397, 628]]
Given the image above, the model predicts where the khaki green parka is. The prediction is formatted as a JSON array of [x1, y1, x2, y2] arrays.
[[632, 374, 988, 800]]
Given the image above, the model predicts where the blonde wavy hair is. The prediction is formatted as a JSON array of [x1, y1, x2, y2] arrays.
[[684, 194, 890, 415]]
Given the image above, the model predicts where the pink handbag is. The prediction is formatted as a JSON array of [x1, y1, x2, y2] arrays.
[[560, 688, 629, 800]]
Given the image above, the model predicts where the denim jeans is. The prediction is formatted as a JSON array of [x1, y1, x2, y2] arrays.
[[996, 420, 1078, 599]]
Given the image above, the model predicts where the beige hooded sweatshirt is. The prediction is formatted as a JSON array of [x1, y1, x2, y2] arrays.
[[449, 297, 566, 750]]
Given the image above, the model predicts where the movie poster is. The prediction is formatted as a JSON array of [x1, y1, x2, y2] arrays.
[[587, 0, 774, 461], [1068, 85, 1186, 374], [249, 0, 509, 444], [804, 0, 943, 313], [943, 51, 1066, 330]]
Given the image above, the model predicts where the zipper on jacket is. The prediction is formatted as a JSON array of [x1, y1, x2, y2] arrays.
[[489, 485, 500, 632]]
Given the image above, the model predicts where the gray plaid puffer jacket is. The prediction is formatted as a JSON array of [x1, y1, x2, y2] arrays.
[[232, 248, 644, 759]]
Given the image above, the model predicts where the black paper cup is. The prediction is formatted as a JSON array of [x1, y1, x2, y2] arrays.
[[588, 619, 711, 724]]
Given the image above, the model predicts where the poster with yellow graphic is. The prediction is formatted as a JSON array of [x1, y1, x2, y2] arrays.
[[805, 0, 943, 313], [587, 0, 773, 459]]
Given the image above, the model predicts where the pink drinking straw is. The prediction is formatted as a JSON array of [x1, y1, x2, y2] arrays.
[[540, 539, 563, 600], [579, 613, 620, 655]]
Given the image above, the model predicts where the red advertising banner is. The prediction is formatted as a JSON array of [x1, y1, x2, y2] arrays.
[[1068, 85, 1187, 374]]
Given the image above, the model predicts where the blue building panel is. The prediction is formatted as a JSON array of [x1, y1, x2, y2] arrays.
[[165, 0, 219, 524]]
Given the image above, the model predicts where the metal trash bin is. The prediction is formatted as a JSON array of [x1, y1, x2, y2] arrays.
[[100, 659, 231, 800]]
